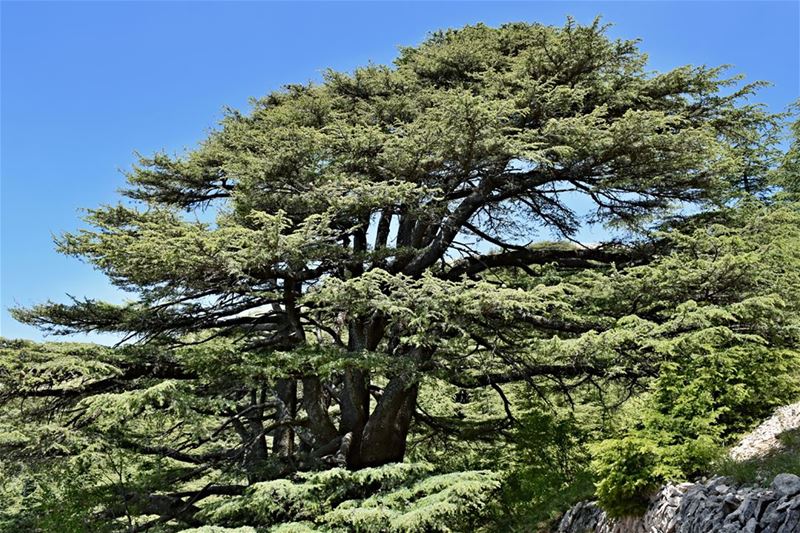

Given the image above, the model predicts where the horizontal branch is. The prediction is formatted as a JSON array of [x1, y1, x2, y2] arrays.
[[446, 362, 652, 389], [442, 245, 642, 280]]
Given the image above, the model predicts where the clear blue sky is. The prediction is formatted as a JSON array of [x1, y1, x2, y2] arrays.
[[2, 1, 798, 344]]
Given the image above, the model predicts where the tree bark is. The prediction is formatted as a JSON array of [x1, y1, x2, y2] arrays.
[[356, 373, 418, 467], [273, 379, 297, 457], [302, 377, 338, 445]]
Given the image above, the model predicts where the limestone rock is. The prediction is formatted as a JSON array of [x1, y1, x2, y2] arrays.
[[556, 479, 800, 533], [773, 473, 800, 497], [729, 401, 800, 462]]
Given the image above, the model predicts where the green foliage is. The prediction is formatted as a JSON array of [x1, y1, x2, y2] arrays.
[[492, 409, 595, 531], [181, 526, 256, 533], [585, 199, 800, 517], [592, 339, 800, 516], [591, 436, 668, 516], [200, 463, 501, 532], [0, 448, 155, 533], [772, 100, 800, 197], [2, 17, 798, 533]]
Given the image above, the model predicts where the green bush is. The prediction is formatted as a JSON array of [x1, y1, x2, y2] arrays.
[[591, 344, 799, 517], [491, 410, 594, 531]]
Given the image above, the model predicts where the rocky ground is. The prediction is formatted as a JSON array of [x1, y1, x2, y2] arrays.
[[556, 402, 800, 533], [730, 403, 800, 462], [557, 474, 800, 533]]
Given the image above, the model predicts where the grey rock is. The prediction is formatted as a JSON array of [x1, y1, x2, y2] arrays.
[[756, 493, 779, 522], [556, 478, 800, 533], [776, 498, 794, 512], [735, 495, 758, 523], [780, 508, 799, 532], [722, 493, 740, 513], [762, 499, 783, 532], [773, 474, 800, 497]]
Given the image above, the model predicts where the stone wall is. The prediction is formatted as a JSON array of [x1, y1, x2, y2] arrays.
[[556, 474, 800, 533]]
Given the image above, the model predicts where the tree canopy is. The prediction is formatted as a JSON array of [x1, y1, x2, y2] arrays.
[[3, 19, 798, 532]]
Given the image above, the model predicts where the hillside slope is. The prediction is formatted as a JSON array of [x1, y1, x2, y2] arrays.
[[556, 402, 800, 533]]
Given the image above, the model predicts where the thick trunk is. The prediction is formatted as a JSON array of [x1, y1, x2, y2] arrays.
[[233, 417, 267, 483], [232, 389, 270, 482], [338, 316, 371, 463], [273, 379, 297, 457], [302, 376, 338, 445], [340, 368, 369, 464], [355, 374, 418, 467]]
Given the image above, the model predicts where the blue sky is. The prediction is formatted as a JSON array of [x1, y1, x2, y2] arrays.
[[2, 1, 798, 344]]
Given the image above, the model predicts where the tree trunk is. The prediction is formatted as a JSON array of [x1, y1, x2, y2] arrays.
[[273, 379, 297, 457], [355, 374, 418, 467], [340, 368, 370, 465], [302, 377, 338, 446]]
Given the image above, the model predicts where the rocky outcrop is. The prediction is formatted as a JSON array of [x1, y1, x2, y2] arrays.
[[556, 474, 800, 533], [730, 402, 800, 462]]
